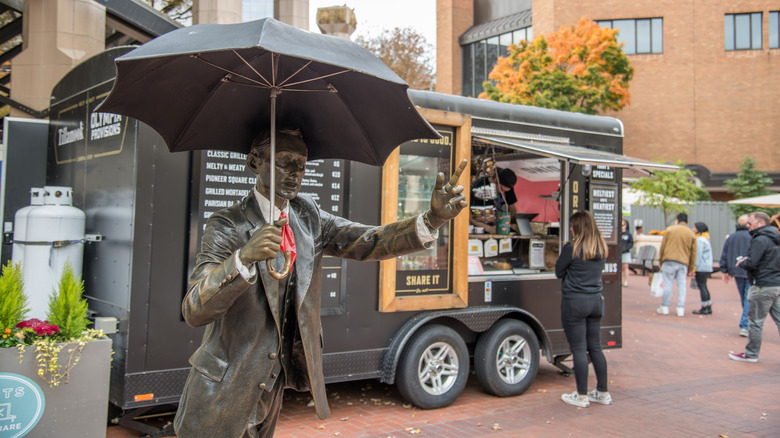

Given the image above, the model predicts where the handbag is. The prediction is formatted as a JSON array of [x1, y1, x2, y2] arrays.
[[650, 273, 664, 297]]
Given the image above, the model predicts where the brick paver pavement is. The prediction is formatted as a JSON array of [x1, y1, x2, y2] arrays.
[[107, 271, 780, 437]]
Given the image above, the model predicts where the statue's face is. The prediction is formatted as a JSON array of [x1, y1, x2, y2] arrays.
[[248, 134, 308, 203]]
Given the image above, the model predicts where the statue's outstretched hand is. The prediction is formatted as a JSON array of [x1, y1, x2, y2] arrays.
[[427, 159, 469, 229]]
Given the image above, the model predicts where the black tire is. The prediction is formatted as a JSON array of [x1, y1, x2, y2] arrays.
[[396, 324, 469, 409], [475, 319, 540, 397]]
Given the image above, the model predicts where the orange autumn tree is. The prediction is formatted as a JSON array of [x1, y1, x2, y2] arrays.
[[480, 18, 634, 115]]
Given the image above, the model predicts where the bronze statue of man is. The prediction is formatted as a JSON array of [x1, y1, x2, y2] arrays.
[[174, 129, 468, 438]]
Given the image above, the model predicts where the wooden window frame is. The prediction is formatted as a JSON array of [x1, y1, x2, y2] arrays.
[[378, 108, 471, 312]]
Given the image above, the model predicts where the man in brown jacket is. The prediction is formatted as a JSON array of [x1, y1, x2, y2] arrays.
[[173, 129, 468, 438], [657, 213, 697, 317]]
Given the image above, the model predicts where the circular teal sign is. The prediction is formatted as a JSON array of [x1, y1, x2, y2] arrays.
[[0, 373, 45, 438]]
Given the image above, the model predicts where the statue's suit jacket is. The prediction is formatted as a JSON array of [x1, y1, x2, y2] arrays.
[[174, 193, 428, 438]]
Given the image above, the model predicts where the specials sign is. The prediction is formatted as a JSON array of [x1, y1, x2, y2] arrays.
[[590, 183, 619, 245]]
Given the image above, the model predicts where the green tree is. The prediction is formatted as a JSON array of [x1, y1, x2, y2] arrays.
[[0, 262, 26, 330], [480, 18, 633, 115], [724, 156, 778, 218], [46, 264, 90, 340], [629, 160, 709, 226], [144, 0, 191, 23], [355, 27, 435, 90]]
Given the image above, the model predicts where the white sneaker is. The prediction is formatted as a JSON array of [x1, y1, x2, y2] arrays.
[[739, 328, 749, 337], [656, 306, 669, 315], [587, 389, 613, 405], [561, 391, 589, 407], [676, 307, 685, 317]]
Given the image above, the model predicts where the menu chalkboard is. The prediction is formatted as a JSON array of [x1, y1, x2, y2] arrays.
[[589, 183, 618, 244], [188, 152, 348, 314]]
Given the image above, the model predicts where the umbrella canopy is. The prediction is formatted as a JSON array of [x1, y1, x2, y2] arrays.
[[727, 193, 780, 208], [96, 17, 440, 165]]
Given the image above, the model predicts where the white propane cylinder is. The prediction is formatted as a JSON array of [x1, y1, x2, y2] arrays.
[[18, 186, 86, 320], [12, 187, 46, 265]]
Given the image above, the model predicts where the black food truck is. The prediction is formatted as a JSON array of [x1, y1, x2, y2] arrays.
[[28, 48, 673, 434]]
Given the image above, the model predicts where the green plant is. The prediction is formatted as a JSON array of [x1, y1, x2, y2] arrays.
[[1, 263, 105, 387], [629, 159, 709, 226], [0, 261, 27, 333], [18, 328, 105, 387], [46, 263, 90, 339], [724, 157, 779, 219]]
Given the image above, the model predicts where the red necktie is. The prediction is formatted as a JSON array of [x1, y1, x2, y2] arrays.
[[279, 211, 296, 266]]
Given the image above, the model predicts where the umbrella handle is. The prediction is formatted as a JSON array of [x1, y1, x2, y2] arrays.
[[266, 250, 292, 279]]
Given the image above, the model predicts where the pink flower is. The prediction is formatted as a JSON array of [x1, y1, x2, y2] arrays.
[[16, 318, 60, 336]]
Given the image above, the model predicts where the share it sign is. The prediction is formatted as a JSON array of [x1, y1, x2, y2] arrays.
[[0, 374, 45, 438]]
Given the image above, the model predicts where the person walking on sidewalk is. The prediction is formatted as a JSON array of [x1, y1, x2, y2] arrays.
[[555, 211, 611, 407], [719, 215, 752, 336], [729, 212, 780, 363], [692, 222, 714, 315], [657, 213, 697, 317], [621, 218, 633, 287]]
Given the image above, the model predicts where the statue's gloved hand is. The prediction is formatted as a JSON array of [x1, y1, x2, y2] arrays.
[[427, 159, 469, 229], [238, 217, 286, 264]]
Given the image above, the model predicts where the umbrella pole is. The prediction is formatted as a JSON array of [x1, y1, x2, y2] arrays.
[[269, 88, 277, 222], [266, 87, 291, 280]]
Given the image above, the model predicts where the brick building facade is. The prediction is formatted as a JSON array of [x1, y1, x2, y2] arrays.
[[437, 0, 780, 198]]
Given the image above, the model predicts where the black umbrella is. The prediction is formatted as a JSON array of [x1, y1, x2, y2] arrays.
[[97, 17, 440, 278], [96, 17, 438, 162]]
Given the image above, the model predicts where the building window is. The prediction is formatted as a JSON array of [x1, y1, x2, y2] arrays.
[[770, 11, 779, 49], [461, 26, 532, 97], [725, 12, 762, 50], [596, 18, 663, 55]]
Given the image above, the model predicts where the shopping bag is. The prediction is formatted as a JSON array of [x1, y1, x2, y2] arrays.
[[650, 273, 664, 297]]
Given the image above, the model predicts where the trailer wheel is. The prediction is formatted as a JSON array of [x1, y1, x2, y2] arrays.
[[475, 319, 539, 397], [396, 324, 469, 409]]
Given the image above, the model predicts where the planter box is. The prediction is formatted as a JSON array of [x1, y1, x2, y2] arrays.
[[0, 337, 112, 438]]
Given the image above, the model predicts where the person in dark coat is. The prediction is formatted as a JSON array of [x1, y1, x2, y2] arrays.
[[174, 129, 468, 437], [621, 218, 633, 287], [719, 215, 752, 336], [729, 212, 780, 363], [556, 210, 611, 408]]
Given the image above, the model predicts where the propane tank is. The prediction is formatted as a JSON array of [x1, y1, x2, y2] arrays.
[[15, 186, 86, 320], [12, 187, 45, 265]]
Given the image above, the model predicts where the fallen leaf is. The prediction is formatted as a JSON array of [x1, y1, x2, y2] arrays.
[[307, 400, 315, 407], [340, 417, 349, 421], [404, 427, 421, 434], [334, 433, 341, 436], [316, 424, 327, 430], [402, 403, 414, 409], [492, 424, 502, 430], [476, 423, 483, 427], [719, 434, 728, 438]]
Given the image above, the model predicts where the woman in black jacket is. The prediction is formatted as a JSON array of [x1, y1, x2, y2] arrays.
[[556, 211, 611, 407], [621, 219, 634, 286]]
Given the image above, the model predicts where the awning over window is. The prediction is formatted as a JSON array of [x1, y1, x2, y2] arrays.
[[459, 10, 532, 45], [473, 135, 679, 175]]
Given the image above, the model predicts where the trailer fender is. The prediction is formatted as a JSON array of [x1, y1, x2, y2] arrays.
[[380, 305, 551, 385]]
